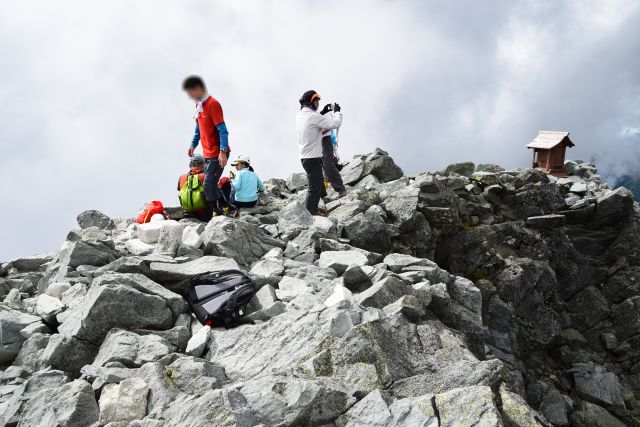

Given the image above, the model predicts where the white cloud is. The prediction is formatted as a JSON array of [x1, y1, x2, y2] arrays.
[[0, 0, 639, 260]]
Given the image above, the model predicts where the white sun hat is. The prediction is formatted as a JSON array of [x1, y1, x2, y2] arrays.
[[231, 154, 251, 166]]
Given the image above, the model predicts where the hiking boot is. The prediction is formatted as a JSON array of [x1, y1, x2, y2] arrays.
[[224, 203, 238, 218]]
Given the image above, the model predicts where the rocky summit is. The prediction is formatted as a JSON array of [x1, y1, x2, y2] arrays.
[[0, 148, 638, 426]]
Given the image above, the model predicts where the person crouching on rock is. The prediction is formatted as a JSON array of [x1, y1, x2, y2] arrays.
[[177, 155, 211, 221], [182, 75, 237, 217], [296, 90, 343, 216], [228, 155, 264, 212]]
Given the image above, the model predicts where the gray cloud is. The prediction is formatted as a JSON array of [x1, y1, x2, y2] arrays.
[[1, 0, 639, 260]]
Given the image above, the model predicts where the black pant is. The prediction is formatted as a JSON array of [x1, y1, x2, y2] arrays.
[[301, 157, 323, 214], [233, 200, 257, 208], [322, 136, 346, 193], [204, 157, 223, 203]]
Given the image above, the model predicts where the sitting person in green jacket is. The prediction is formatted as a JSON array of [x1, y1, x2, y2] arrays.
[[229, 155, 264, 209]]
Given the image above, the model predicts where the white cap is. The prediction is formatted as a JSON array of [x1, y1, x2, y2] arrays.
[[231, 154, 251, 166]]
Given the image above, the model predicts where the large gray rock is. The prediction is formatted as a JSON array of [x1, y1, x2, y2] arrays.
[[590, 186, 634, 227], [434, 386, 501, 427], [91, 272, 187, 317], [336, 389, 437, 427], [149, 256, 239, 293], [57, 240, 118, 268], [201, 216, 285, 266], [157, 390, 235, 426], [186, 324, 211, 357], [539, 386, 571, 426], [278, 200, 314, 239], [99, 377, 149, 424], [154, 220, 185, 256], [573, 364, 625, 408], [8, 254, 53, 272], [136, 357, 227, 416], [35, 294, 64, 323], [0, 305, 41, 364], [38, 333, 98, 374], [0, 369, 72, 425], [499, 384, 549, 427], [571, 401, 626, 427], [80, 364, 138, 384], [77, 209, 114, 229], [318, 250, 368, 275], [93, 256, 151, 277], [381, 187, 422, 230], [286, 172, 308, 192], [356, 276, 412, 309], [58, 283, 173, 344], [444, 161, 475, 176], [226, 375, 352, 426], [249, 257, 284, 279], [13, 333, 51, 372], [134, 326, 191, 352], [342, 211, 392, 253], [383, 253, 436, 273], [283, 229, 323, 263], [18, 379, 99, 427], [93, 329, 175, 368], [363, 148, 404, 182], [342, 265, 374, 293]]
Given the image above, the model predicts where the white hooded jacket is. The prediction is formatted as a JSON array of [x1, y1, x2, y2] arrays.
[[296, 107, 343, 159]]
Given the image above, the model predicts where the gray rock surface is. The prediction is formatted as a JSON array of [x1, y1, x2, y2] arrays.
[[201, 216, 285, 266], [18, 379, 99, 427], [99, 377, 149, 424], [0, 306, 41, 364], [93, 329, 175, 368], [278, 200, 314, 239], [2, 149, 638, 427], [58, 283, 173, 344], [77, 209, 114, 229], [318, 250, 368, 275]]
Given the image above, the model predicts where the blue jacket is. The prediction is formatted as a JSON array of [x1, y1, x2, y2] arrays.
[[232, 168, 264, 202]]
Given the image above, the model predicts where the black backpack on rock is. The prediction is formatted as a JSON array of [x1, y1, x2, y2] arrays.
[[186, 270, 257, 328]]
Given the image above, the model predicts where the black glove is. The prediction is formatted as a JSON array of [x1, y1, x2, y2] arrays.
[[320, 104, 332, 115], [333, 103, 341, 112]]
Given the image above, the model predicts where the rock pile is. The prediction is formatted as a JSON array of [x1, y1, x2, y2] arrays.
[[0, 149, 638, 426]]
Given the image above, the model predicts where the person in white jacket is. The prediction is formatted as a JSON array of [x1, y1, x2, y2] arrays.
[[296, 90, 343, 215]]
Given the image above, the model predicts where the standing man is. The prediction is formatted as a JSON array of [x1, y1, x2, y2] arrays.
[[183, 75, 235, 216], [296, 90, 343, 215]]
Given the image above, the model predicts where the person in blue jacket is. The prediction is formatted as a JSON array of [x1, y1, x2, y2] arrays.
[[229, 155, 264, 209]]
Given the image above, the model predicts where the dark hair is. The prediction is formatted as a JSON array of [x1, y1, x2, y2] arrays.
[[182, 76, 206, 91]]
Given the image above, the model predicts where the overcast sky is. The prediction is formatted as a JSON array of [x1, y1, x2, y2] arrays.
[[1, 0, 639, 261]]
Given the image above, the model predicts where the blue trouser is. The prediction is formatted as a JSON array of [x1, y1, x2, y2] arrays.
[[204, 157, 223, 204]]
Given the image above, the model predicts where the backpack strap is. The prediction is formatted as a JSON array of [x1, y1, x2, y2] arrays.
[[223, 284, 256, 328]]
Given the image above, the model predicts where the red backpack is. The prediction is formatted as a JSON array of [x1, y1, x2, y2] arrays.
[[135, 200, 165, 224]]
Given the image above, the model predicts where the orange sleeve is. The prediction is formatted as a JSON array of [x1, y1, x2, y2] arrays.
[[209, 98, 225, 126]]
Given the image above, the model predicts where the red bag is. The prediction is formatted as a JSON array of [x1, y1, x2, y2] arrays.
[[136, 200, 165, 224]]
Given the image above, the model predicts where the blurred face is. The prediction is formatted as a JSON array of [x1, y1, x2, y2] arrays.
[[312, 98, 320, 111], [191, 161, 204, 170], [186, 86, 206, 101], [234, 162, 245, 171]]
